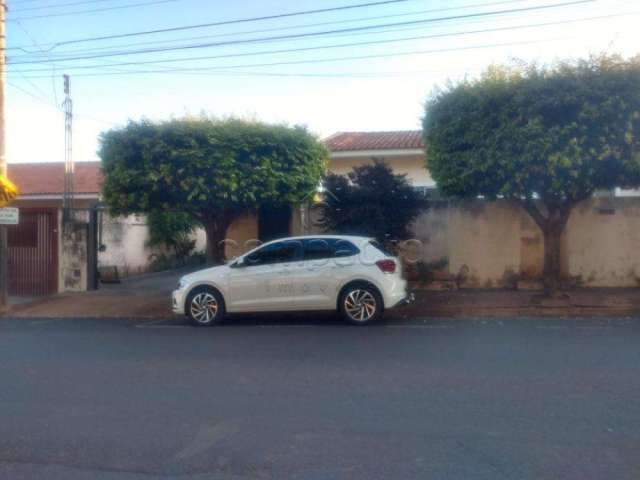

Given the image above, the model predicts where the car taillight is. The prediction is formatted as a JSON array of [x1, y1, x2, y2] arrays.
[[376, 259, 396, 274]]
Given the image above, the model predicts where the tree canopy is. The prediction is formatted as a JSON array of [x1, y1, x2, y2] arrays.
[[321, 160, 425, 244], [100, 117, 328, 263], [423, 54, 640, 291]]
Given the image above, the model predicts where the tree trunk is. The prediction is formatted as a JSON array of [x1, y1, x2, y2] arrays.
[[542, 222, 564, 295], [515, 199, 572, 296], [203, 215, 232, 265]]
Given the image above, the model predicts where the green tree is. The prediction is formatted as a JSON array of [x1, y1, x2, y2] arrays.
[[146, 211, 199, 266], [321, 160, 426, 244], [100, 118, 328, 264], [423, 55, 640, 292]]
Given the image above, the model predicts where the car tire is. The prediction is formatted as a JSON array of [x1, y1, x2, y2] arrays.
[[338, 282, 383, 325], [185, 286, 225, 326]]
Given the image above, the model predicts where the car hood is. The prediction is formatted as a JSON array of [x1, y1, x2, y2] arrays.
[[181, 264, 231, 284]]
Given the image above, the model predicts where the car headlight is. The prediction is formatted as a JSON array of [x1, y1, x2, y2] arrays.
[[178, 277, 188, 289]]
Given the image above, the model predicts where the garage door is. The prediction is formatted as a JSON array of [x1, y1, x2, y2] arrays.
[[7, 209, 58, 296]]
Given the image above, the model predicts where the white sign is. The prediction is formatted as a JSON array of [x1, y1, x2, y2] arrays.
[[0, 207, 19, 225]]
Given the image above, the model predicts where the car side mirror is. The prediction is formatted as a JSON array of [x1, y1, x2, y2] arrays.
[[232, 258, 246, 269]]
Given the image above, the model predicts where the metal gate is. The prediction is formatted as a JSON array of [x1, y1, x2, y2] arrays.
[[7, 209, 58, 296]]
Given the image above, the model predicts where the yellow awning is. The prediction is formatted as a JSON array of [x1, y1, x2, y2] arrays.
[[0, 175, 19, 207]]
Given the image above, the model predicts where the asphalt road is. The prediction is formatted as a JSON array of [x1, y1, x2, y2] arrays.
[[1, 316, 639, 480]]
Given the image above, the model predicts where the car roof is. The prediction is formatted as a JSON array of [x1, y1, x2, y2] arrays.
[[252, 235, 372, 250], [235, 235, 373, 261], [267, 234, 371, 243]]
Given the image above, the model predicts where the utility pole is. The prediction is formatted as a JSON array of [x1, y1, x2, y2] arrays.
[[62, 74, 74, 225], [0, 0, 8, 309]]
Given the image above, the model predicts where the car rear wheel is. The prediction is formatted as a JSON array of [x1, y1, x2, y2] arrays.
[[339, 283, 383, 325], [186, 286, 225, 326]]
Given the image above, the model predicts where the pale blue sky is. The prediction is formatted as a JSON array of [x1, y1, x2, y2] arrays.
[[5, 0, 640, 163]]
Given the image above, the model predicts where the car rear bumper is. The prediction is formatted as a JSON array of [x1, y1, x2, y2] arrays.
[[390, 290, 415, 309], [397, 291, 415, 306]]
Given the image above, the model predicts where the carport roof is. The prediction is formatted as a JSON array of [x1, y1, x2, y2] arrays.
[[7, 161, 102, 196]]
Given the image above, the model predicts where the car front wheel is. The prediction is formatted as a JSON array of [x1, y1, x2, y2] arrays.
[[339, 283, 383, 325], [186, 286, 225, 326]]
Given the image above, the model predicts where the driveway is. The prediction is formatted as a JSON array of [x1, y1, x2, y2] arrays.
[[0, 316, 639, 479]]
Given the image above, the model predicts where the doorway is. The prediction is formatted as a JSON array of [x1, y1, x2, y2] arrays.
[[258, 205, 291, 242]]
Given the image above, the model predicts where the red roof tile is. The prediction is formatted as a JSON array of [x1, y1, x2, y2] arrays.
[[324, 130, 424, 152], [7, 162, 102, 196]]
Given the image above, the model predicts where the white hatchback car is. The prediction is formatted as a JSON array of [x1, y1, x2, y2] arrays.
[[172, 235, 412, 326]]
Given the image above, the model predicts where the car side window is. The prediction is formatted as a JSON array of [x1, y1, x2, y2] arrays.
[[303, 238, 335, 261], [245, 240, 301, 266], [333, 239, 360, 258], [303, 238, 360, 261]]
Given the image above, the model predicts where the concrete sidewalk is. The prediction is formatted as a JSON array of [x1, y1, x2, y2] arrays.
[[7, 268, 189, 319], [5, 268, 640, 319], [403, 288, 640, 317]]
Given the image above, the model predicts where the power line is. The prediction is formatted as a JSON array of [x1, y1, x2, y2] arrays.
[[9, 36, 578, 79], [9, 11, 635, 75], [6, 0, 596, 65], [7, 0, 531, 54], [7, 0, 178, 22], [8, 80, 58, 107], [12, 19, 60, 105], [11, 0, 412, 48], [10, 0, 140, 13], [8, 81, 117, 125], [4, 0, 43, 4], [7, 77, 51, 104], [6, 0, 65, 4]]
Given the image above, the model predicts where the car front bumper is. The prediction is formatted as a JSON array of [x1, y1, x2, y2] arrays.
[[172, 289, 185, 315]]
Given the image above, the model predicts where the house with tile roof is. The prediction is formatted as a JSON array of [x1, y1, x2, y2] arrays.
[[4, 132, 431, 295], [9, 162, 102, 201], [7, 162, 102, 295], [6, 161, 206, 295], [324, 130, 434, 194], [7, 132, 640, 293], [236, 130, 433, 247]]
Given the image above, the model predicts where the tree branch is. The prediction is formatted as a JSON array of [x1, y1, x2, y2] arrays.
[[512, 198, 548, 231]]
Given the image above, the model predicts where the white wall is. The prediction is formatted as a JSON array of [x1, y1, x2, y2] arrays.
[[328, 153, 435, 187], [98, 214, 154, 276], [98, 214, 232, 275]]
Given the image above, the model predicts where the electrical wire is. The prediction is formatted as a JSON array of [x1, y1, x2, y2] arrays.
[[10, 35, 578, 79], [8, 11, 634, 75], [9, 0, 412, 47], [12, 20, 61, 105], [7, 0, 532, 55], [10, 0, 149, 13], [6, 0, 596, 64], [8, 81, 118, 126], [7, 0, 178, 22]]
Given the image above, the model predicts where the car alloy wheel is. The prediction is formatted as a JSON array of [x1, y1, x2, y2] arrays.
[[344, 289, 377, 323], [190, 292, 219, 325]]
